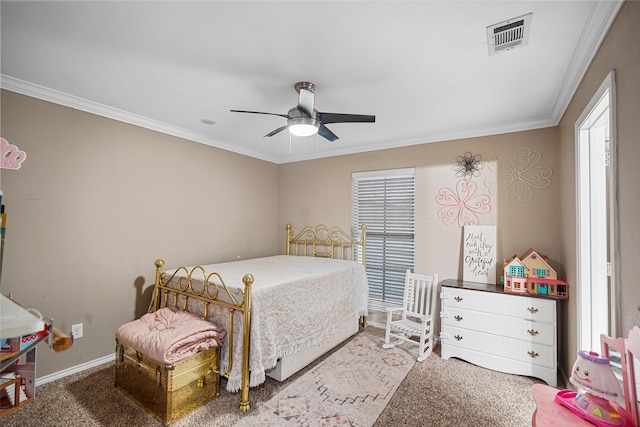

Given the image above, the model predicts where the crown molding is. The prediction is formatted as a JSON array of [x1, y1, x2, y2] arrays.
[[1, 75, 557, 164], [0, 75, 281, 164], [548, 0, 624, 125]]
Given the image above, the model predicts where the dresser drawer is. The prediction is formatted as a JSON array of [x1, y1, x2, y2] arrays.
[[441, 287, 556, 322], [441, 325, 555, 368], [441, 307, 555, 345]]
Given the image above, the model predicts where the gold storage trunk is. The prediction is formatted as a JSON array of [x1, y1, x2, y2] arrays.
[[114, 340, 220, 425]]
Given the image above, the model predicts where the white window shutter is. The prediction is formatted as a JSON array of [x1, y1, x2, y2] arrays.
[[352, 168, 415, 305]]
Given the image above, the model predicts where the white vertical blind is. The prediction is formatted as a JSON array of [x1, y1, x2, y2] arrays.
[[352, 168, 415, 305]]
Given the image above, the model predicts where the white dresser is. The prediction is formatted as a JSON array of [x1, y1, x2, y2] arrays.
[[440, 280, 558, 386]]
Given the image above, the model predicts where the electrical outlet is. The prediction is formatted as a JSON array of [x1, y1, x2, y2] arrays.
[[71, 323, 83, 339]]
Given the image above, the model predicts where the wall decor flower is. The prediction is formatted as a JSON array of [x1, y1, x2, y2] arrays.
[[453, 152, 484, 180], [435, 180, 492, 228], [1, 137, 27, 170], [485, 147, 552, 203]]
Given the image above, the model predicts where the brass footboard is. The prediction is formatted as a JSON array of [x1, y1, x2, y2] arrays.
[[152, 259, 254, 412]]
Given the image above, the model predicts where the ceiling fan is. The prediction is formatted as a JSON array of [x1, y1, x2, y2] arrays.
[[230, 82, 375, 142]]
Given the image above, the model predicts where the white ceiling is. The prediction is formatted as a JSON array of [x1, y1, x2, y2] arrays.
[[0, 1, 623, 164]]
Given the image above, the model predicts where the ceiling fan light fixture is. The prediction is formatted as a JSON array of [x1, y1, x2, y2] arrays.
[[288, 116, 319, 137]]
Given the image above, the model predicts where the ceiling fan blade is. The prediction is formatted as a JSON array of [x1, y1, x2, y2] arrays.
[[264, 125, 289, 138], [230, 109, 289, 119], [318, 112, 376, 124], [318, 124, 339, 142]]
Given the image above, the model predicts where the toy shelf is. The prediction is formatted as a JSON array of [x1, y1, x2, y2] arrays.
[[0, 363, 35, 418], [0, 294, 71, 418], [0, 167, 72, 417]]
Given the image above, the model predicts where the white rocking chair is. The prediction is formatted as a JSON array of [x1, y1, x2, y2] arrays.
[[383, 270, 439, 362]]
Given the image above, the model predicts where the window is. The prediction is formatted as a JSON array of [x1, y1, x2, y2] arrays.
[[351, 168, 415, 307], [576, 70, 618, 350], [510, 265, 525, 277], [535, 268, 548, 277]]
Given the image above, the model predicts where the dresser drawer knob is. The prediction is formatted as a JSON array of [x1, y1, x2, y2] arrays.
[[528, 351, 539, 358], [527, 307, 539, 314], [454, 335, 463, 341], [454, 315, 463, 321], [454, 296, 463, 302], [527, 329, 539, 336]]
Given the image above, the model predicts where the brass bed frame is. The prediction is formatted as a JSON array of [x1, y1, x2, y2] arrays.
[[151, 223, 366, 412]]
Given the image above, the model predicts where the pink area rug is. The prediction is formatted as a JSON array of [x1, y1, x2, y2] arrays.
[[235, 330, 415, 426]]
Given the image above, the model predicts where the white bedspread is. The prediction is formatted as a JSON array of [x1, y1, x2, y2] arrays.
[[163, 255, 369, 392]]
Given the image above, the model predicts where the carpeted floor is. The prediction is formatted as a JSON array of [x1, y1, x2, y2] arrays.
[[375, 339, 542, 426], [1, 327, 541, 426]]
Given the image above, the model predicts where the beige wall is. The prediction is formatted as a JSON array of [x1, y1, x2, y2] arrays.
[[1, 1, 638, 383], [279, 129, 562, 283], [0, 91, 280, 376], [279, 128, 563, 336], [557, 0, 640, 373]]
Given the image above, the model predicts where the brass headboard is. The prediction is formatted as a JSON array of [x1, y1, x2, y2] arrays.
[[285, 223, 366, 266]]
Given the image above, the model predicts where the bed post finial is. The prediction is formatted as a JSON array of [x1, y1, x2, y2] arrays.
[[242, 274, 254, 288], [286, 224, 292, 256]]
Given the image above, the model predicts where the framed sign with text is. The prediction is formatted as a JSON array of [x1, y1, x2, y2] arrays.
[[462, 225, 497, 284]]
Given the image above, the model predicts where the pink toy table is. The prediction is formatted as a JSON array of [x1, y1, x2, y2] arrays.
[[532, 383, 594, 426]]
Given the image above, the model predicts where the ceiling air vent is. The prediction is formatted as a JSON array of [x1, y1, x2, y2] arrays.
[[487, 13, 532, 55]]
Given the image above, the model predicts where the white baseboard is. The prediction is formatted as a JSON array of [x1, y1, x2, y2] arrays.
[[367, 320, 385, 329], [36, 354, 113, 387]]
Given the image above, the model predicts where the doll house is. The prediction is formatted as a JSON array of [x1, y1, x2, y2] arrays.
[[503, 249, 569, 299], [503, 255, 528, 293]]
